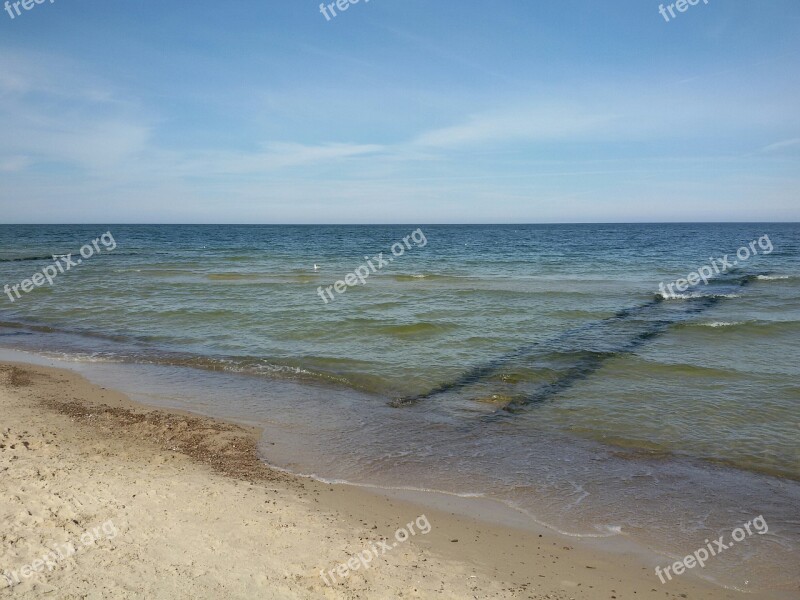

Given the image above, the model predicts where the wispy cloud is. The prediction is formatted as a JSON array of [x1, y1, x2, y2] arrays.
[[759, 138, 800, 154], [411, 106, 613, 148], [0, 155, 31, 172], [169, 142, 386, 177], [0, 52, 151, 171]]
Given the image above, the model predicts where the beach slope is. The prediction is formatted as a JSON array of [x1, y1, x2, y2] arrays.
[[0, 361, 749, 599]]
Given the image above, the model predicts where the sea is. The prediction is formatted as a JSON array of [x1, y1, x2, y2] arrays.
[[1, 223, 798, 594]]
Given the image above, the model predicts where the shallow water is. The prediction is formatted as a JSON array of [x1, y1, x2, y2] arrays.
[[1, 223, 798, 593]]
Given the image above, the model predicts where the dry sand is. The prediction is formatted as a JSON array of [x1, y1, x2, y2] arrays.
[[0, 360, 759, 599]]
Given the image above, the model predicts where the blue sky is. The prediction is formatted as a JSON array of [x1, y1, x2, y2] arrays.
[[1, 0, 799, 223]]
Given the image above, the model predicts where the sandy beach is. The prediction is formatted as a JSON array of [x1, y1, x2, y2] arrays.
[[0, 359, 763, 599]]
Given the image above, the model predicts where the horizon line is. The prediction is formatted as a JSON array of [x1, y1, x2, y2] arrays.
[[1, 221, 799, 226]]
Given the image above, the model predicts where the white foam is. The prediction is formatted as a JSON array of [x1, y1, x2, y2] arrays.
[[261, 459, 626, 540], [658, 292, 740, 300], [261, 462, 486, 498]]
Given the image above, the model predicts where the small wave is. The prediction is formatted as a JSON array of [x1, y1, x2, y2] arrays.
[[756, 275, 792, 280], [375, 322, 457, 337], [390, 273, 473, 282], [206, 273, 263, 281], [206, 272, 319, 283], [42, 351, 125, 364], [257, 459, 488, 499], [150, 355, 357, 387], [137, 269, 194, 277], [657, 291, 740, 301], [392, 274, 431, 282], [257, 459, 625, 539], [678, 319, 800, 336], [499, 501, 626, 538], [0, 325, 370, 391]]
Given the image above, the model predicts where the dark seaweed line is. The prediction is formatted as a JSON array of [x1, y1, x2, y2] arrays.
[[0, 255, 55, 263], [392, 275, 756, 410], [0, 252, 138, 263], [493, 298, 719, 419], [390, 299, 661, 407]]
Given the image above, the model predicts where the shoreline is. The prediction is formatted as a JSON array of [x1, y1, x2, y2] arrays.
[[0, 358, 779, 599]]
